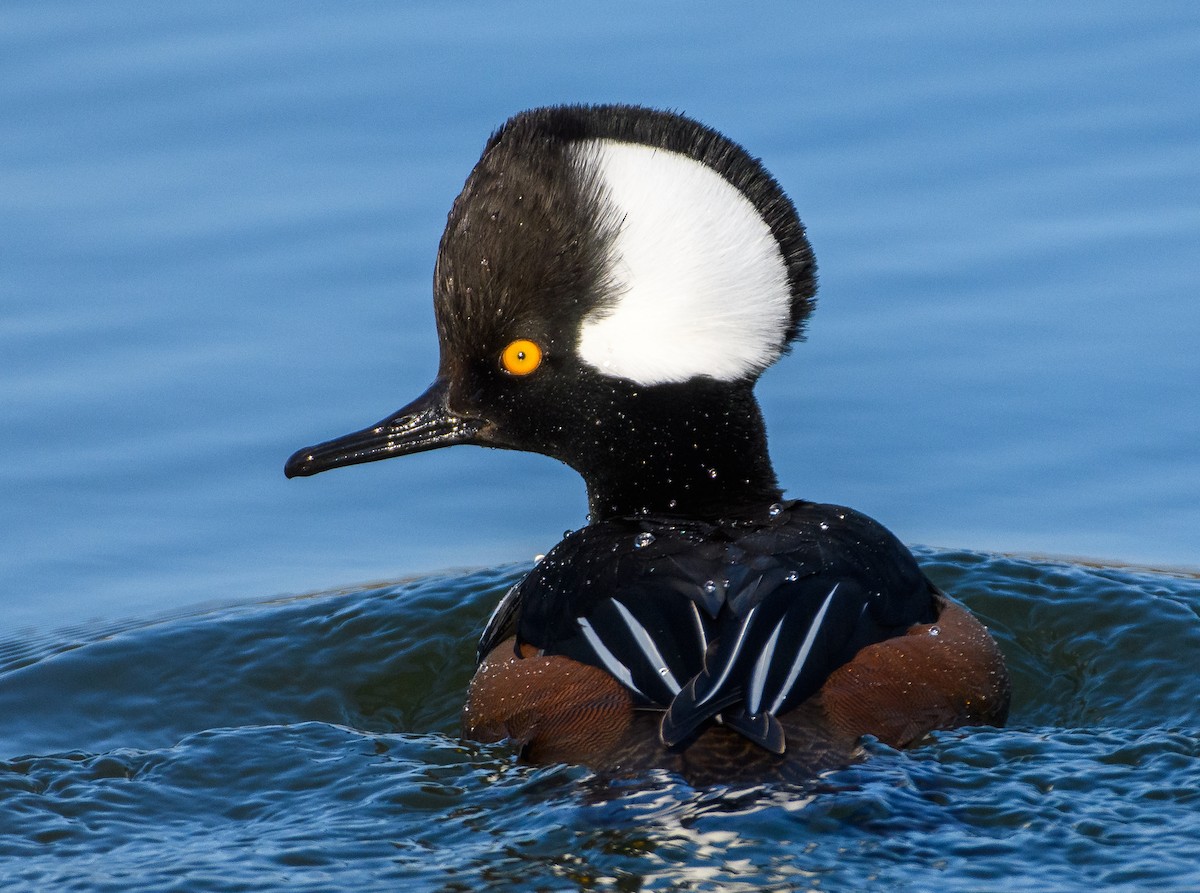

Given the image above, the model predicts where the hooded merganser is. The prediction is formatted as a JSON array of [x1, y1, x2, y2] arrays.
[[285, 104, 1009, 781]]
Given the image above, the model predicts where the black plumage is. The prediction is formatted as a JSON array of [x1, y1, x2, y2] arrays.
[[480, 500, 937, 753]]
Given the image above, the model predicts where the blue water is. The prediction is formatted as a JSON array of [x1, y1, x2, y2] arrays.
[[2, 554, 1198, 890], [2, 2, 1198, 889]]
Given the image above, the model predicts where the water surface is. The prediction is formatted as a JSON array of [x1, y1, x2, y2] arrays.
[[1, 2, 1198, 890], [2, 553, 1198, 890]]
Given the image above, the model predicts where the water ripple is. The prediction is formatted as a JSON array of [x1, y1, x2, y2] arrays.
[[2, 551, 1198, 890]]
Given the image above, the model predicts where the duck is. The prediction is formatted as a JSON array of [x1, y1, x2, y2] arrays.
[[285, 104, 1010, 783]]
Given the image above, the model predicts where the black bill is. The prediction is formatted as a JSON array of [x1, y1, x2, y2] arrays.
[[284, 379, 483, 478]]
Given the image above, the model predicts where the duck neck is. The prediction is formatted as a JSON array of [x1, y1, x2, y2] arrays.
[[574, 379, 782, 523]]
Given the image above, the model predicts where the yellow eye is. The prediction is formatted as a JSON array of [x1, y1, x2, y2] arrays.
[[501, 339, 543, 376]]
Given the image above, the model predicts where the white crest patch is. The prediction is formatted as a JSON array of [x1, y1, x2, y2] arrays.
[[572, 139, 792, 385]]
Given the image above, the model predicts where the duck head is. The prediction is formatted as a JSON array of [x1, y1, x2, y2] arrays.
[[286, 104, 816, 521]]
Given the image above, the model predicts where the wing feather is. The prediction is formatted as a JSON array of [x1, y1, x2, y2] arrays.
[[506, 501, 937, 753]]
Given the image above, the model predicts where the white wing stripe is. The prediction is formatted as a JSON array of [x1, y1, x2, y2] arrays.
[[769, 584, 839, 715], [481, 586, 517, 640], [690, 601, 708, 656], [578, 616, 646, 698], [612, 600, 683, 695], [695, 605, 759, 708], [747, 618, 785, 715]]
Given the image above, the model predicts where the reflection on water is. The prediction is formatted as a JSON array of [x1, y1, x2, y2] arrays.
[[2, 551, 1198, 890]]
